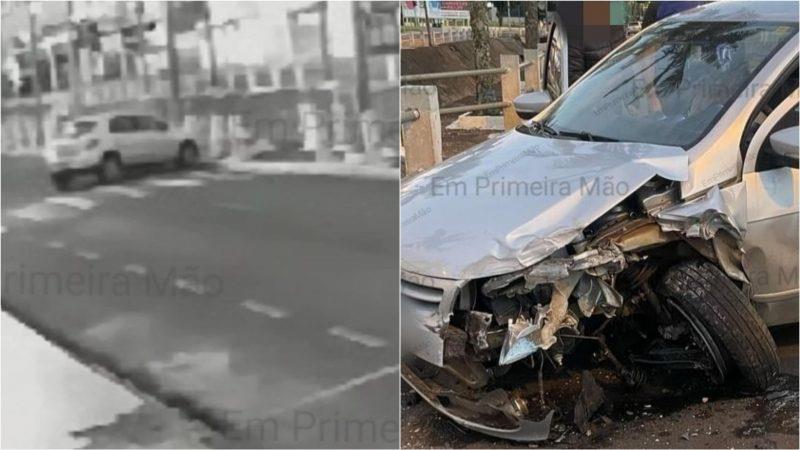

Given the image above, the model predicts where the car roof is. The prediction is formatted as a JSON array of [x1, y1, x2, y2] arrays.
[[669, 1, 800, 24]]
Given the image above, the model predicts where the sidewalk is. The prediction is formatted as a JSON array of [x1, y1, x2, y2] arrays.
[[1, 313, 215, 448], [2, 313, 143, 448], [218, 158, 400, 181]]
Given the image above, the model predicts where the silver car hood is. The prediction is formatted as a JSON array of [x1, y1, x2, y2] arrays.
[[401, 131, 689, 280]]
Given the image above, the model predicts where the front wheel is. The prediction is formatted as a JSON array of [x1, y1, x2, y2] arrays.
[[658, 260, 780, 391], [177, 141, 199, 168], [50, 172, 72, 191], [98, 154, 123, 184]]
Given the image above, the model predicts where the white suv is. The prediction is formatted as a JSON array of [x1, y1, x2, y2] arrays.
[[44, 112, 200, 190]]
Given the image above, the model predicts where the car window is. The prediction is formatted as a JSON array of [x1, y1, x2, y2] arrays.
[[109, 116, 136, 133], [155, 120, 168, 131], [538, 21, 797, 148], [135, 116, 156, 131], [59, 120, 97, 138]]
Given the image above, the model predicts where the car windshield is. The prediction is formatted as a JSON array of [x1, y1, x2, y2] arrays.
[[538, 20, 797, 148], [59, 120, 97, 138]]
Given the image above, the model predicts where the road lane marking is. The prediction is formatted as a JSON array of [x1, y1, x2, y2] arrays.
[[10, 203, 76, 222], [266, 365, 399, 417], [173, 278, 209, 295], [327, 326, 387, 348], [215, 202, 259, 213], [146, 179, 205, 188], [240, 300, 289, 319], [94, 185, 149, 199], [45, 240, 66, 249], [122, 264, 148, 276], [45, 196, 96, 210], [75, 250, 100, 260], [190, 171, 255, 182]]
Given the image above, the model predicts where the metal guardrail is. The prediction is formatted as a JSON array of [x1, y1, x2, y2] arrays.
[[401, 67, 509, 83], [401, 109, 420, 124], [440, 101, 510, 115]]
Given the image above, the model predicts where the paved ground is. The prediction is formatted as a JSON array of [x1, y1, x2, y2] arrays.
[[1, 154, 399, 448], [2, 312, 215, 448], [401, 325, 799, 449]]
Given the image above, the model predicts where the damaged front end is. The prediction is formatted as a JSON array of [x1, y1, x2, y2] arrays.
[[402, 178, 750, 441]]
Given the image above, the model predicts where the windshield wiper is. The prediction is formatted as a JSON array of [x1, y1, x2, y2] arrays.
[[519, 120, 560, 137], [556, 129, 619, 142]]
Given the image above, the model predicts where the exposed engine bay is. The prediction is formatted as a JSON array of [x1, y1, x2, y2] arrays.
[[401, 178, 758, 441]]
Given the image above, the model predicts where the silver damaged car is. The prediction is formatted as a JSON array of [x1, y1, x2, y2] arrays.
[[401, 1, 798, 441]]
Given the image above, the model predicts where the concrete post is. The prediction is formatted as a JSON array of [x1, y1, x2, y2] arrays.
[[401, 85, 442, 174], [209, 114, 228, 159], [500, 54, 521, 130], [47, 46, 59, 92], [293, 64, 305, 90], [270, 68, 282, 89], [523, 48, 540, 92], [331, 101, 352, 152], [360, 109, 382, 165]]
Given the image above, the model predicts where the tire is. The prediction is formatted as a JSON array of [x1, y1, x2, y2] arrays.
[[177, 141, 199, 168], [98, 153, 123, 184], [658, 259, 780, 391], [50, 172, 71, 191]]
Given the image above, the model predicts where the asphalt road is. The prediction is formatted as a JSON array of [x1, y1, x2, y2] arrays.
[[1, 154, 399, 448]]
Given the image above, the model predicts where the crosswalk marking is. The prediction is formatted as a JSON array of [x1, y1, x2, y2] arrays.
[[45, 196, 96, 210], [94, 185, 149, 199], [146, 178, 205, 188], [189, 171, 253, 181], [10, 203, 77, 222]]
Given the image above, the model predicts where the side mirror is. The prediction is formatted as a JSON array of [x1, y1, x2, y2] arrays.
[[513, 91, 552, 120], [769, 126, 799, 160]]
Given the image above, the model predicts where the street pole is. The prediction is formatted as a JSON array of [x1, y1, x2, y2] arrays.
[[354, 3, 369, 113], [165, 1, 182, 122], [28, 2, 44, 148], [319, 1, 332, 81], [66, 1, 82, 111], [203, 2, 218, 87], [135, 1, 149, 94], [423, 1, 432, 47]]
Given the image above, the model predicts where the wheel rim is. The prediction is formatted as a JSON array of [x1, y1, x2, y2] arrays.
[[666, 298, 728, 384]]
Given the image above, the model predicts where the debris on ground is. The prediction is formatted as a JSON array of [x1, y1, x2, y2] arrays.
[[573, 370, 606, 433]]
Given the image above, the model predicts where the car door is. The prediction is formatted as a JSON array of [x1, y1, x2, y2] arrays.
[[132, 115, 164, 162], [108, 115, 142, 163], [151, 118, 177, 161], [738, 87, 799, 325]]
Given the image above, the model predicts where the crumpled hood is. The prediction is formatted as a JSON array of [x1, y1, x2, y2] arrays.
[[401, 130, 689, 280]]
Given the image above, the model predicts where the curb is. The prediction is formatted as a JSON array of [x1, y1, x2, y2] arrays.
[[217, 159, 399, 181]]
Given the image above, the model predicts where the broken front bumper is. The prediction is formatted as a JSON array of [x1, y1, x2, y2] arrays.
[[400, 272, 465, 366], [402, 360, 554, 441], [401, 271, 555, 441]]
